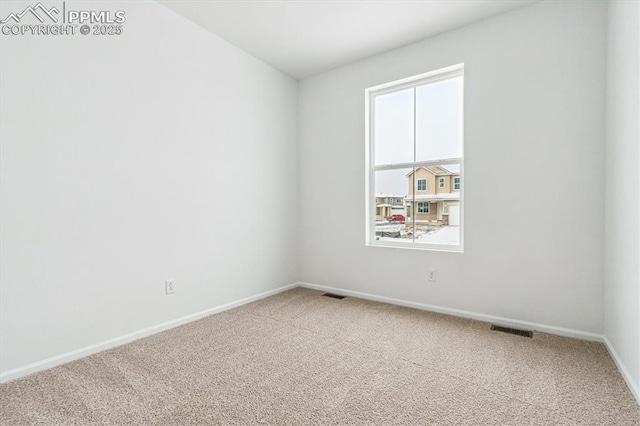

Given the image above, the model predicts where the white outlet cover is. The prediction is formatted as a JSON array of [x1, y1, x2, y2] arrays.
[[165, 279, 175, 294]]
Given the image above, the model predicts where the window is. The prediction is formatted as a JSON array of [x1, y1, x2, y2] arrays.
[[366, 64, 464, 251]]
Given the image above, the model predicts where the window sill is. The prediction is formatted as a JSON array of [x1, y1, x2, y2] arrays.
[[367, 240, 464, 253]]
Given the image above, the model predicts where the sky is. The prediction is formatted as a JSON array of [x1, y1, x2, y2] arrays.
[[374, 76, 462, 196]]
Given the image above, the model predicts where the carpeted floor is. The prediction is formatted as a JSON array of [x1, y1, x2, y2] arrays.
[[1, 287, 639, 425]]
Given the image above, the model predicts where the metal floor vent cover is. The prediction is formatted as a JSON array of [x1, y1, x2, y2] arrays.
[[490, 324, 533, 338], [322, 293, 346, 300]]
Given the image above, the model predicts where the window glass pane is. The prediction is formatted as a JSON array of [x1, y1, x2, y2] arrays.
[[374, 168, 413, 242], [415, 76, 463, 162], [374, 89, 414, 165], [368, 66, 464, 250]]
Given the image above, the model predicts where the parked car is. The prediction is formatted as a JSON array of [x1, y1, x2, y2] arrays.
[[385, 214, 405, 223]]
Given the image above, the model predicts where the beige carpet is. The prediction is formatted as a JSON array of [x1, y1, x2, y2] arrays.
[[1, 287, 639, 425]]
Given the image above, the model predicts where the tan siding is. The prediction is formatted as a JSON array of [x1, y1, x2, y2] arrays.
[[435, 175, 451, 193], [408, 167, 436, 195], [414, 211, 437, 221]]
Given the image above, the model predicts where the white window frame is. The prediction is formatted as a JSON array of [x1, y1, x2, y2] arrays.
[[417, 202, 430, 213], [365, 63, 464, 252], [417, 179, 427, 191], [439, 177, 445, 188], [454, 177, 461, 190]]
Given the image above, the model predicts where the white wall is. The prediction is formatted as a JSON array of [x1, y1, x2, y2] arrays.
[[604, 0, 640, 397], [298, 1, 607, 334], [0, 1, 297, 374]]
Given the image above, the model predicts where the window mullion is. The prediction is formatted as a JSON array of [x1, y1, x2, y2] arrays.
[[412, 86, 417, 243], [373, 158, 462, 172]]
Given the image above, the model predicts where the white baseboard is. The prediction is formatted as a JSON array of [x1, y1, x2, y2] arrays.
[[603, 336, 640, 405], [0, 282, 298, 384], [4, 281, 638, 407], [298, 281, 603, 341]]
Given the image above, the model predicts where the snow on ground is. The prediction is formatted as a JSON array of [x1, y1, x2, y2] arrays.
[[377, 226, 460, 245], [374, 223, 405, 232], [417, 226, 460, 245]]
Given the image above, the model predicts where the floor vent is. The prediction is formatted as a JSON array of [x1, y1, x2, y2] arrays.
[[490, 325, 533, 338], [322, 293, 346, 300]]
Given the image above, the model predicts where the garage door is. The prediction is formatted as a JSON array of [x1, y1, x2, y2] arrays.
[[448, 205, 460, 226]]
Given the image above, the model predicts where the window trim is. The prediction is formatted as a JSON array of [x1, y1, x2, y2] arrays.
[[417, 178, 427, 191], [439, 177, 445, 188], [454, 177, 461, 190], [417, 201, 430, 213], [365, 63, 464, 252]]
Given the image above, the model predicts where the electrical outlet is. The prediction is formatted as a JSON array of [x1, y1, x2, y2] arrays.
[[428, 269, 437, 282], [165, 279, 175, 295]]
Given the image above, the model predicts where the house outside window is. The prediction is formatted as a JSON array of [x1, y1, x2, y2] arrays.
[[366, 64, 464, 251]]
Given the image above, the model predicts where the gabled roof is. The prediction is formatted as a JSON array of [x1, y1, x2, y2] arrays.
[[375, 193, 405, 198], [404, 193, 460, 201], [405, 165, 459, 177]]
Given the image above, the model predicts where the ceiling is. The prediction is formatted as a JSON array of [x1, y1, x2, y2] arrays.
[[158, 0, 536, 79]]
